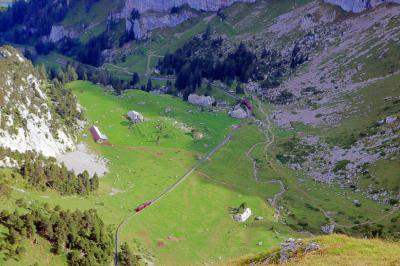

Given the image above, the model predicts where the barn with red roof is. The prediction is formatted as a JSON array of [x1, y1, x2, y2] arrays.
[[89, 126, 108, 143]]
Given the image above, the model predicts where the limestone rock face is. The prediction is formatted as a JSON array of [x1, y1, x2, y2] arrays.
[[122, 0, 256, 39], [0, 46, 75, 157], [324, 0, 400, 13], [121, 0, 256, 16], [188, 94, 215, 107], [129, 10, 196, 39], [48, 25, 78, 42]]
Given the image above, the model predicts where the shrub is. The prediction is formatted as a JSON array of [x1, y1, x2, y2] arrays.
[[333, 160, 351, 172]]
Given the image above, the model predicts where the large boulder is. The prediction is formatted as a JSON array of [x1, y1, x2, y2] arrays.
[[127, 111, 144, 124], [321, 224, 335, 234], [188, 94, 215, 107]]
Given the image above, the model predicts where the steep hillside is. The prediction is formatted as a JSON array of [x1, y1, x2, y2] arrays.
[[0, 46, 77, 157]]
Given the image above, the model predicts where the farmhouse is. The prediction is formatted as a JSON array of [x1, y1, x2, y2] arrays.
[[234, 208, 252, 222], [89, 126, 108, 143]]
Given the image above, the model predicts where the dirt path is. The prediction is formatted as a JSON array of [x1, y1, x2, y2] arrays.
[[211, 82, 240, 100], [246, 94, 287, 220], [114, 124, 242, 265], [145, 51, 164, 77]]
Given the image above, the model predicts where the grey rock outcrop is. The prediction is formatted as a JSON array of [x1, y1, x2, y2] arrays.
[[321, 224, 335, 234], [0, 46, 75, 157], [324, 0, 400, 13], [122, 0, 255, 39], [261, 238, 320, 264], [48, 25, 78, 42], [128, 10, 196, 39], [121, 0, 255, 16], [188, 94, 215, 107], [229, 105, 250, 119]]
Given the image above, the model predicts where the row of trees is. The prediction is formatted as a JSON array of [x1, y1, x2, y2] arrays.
[[0, 204, 113, 265], [0, 148, 99, 195]]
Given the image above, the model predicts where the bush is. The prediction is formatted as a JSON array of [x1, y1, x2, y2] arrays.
[[333, 160, 351, 172]]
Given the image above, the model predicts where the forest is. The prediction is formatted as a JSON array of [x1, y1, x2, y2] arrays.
[[0, 203, 114, 265], [157, 34, 260, 99], [0, 148, 99, 195]]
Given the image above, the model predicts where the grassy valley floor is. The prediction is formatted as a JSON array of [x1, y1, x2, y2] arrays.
[[1, 81, 399, 265]]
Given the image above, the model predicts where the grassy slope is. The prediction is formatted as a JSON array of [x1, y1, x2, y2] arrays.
[[235, 234, 400, 266], [62, 0, 124, 28], [323, 72, 400, 147]]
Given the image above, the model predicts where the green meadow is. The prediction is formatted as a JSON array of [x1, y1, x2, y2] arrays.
[[0, 81, 292, 265], [1, 79, 398, 265]]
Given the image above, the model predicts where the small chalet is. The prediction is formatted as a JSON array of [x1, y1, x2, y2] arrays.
[[89, 126, 108, 143], [234, 208, 252, 222]]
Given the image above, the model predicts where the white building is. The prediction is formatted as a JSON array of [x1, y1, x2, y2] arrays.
[[234, 208, 252, 222], [127, 111, 144, 124]]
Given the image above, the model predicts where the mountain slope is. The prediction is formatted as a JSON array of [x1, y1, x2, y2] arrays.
[[0, 46, 76, 157]]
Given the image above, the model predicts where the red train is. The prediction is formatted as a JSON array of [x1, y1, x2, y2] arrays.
[[135, 201, 152, 212]]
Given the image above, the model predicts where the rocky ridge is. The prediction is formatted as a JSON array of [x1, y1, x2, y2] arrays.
[[122, 0, 255, 39], [121, 0, 255, 15], [0, 46, 75, 157]]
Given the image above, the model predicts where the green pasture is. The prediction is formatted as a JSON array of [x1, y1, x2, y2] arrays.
[[0, 81, 290, 265]]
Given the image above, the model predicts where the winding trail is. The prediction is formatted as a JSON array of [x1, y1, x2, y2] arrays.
[[211, 82, 240, 101], [114, 124, 241, 265], [245, 95, 287, 220]]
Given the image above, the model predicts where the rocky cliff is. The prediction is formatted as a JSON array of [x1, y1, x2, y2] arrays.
[[324, 0, 400, 12], [129, 10, 196, 39], [48, 25, 79, 42], [121, 0, 255, 16], [123, 0, 255, 39], [0, 46, 75, 157]]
